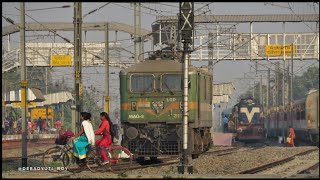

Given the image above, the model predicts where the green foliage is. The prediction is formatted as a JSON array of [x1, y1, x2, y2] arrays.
[[292, 66, 319, 100]]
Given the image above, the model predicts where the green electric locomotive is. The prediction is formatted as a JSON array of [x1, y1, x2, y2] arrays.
[[120, 51, 213, 160]]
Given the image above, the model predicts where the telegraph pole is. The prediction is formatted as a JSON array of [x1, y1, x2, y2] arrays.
[[20, 2, 28, 168], [74, 2, 82, 133], [105, 23, 110, 114], [177, 2, 194, 174]]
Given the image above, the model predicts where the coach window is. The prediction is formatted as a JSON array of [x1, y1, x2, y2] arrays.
[[284, 113, 287, 121], [130, 74, 154, 93], [296, 111, 300, 120], [301, 110, 305, 120]]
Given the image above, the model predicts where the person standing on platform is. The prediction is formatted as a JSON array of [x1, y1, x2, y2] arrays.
[[13, 120, 17, 134], [4, 118, 9, 135], [28, 119, 32, 134], [55, 119, 61, 131], [223, 115, 229, 133], [37, 117, 43, 134]]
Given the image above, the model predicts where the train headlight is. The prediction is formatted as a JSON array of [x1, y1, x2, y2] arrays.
[[126, 127, 138, 140]]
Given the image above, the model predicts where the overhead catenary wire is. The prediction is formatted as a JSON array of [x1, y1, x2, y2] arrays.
[[83, 3, 110, 19], [26, 5, 71, 11]]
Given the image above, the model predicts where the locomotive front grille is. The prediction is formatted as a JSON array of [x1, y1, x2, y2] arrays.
[[128, 140, 182, 156]]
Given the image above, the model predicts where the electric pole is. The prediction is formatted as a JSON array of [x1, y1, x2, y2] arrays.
[[20, 2, 28, 168], [290, 43, 294, 127], [208, 32, 214, 133], [74, 2, 83, 133], [105, 23, 110, 114], [61, 76, 65, 126], [177, 2, 194, 174], [259, 75, 263, 106], [133, 3, 142, 63], [266, 68, 270, 136], [208, 32, 213, 74], [282, 61, 285, 141], [282, 21, 286, 142], [275, 62, 280, 137], [2, 73, 7, 129]]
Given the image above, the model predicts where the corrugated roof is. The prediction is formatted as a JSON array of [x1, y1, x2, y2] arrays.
[[4, 87, 45, 103], [5, 91, 73, 108]]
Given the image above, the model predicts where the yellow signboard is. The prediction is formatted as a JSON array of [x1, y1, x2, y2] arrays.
[[31, 107, 54, 121], [51, 55, 72, 66], [265, 45, 296, 56]]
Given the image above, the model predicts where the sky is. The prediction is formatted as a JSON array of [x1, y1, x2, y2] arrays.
[[2, 2, 319, 121]]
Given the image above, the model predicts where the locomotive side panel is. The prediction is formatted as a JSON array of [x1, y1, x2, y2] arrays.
[[306, 90, 319, 144]]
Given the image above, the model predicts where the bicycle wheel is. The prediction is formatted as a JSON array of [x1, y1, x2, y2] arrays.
[[108, 145, 133, 174], [63, 148, 82, 173], [86, 146, 110, 173], [42, 146, 65, 173]]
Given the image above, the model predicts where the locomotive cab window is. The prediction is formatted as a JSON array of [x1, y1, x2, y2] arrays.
[[130, 74, 155, 93], [161, 74, 182, 92]]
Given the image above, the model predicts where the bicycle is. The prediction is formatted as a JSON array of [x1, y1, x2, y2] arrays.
[[42, 136, 82, 173], [86, 144, 133, 174]]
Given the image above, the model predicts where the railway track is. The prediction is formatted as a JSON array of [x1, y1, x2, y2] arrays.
[[298, 162, 319, 174], [235, 148, 319, 174], [3, 146, 251, 176], [127, 146, 248, 171], [2, 138, 55, 150], [3, 152, 46, 162]]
